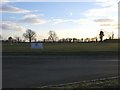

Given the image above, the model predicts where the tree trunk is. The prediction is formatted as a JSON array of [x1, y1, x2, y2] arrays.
[[29, 37, 31, 43]]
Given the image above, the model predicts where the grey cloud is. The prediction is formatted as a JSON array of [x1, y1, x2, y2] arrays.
[[0, 5, 31, 13], [1, 22, 26, 31], [20, 14, 46, 24]]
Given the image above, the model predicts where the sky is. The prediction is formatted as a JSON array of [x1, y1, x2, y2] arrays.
[[0, 0, 119, 40]]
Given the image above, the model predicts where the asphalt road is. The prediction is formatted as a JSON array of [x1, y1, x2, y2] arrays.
[[2, 55, 118, 88]]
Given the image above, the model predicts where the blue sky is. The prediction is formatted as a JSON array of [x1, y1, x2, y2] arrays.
[[1, 0, 118, 40], [2, 2, 96, 20]]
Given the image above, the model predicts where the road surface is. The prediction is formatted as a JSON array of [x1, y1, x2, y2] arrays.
[[2, 55, 118, 88]]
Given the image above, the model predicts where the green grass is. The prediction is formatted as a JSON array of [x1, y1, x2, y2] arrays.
[[46, 77, 119, 89], [2, 42, 119, 55]]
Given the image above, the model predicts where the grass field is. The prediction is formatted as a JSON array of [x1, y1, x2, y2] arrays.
[[2, 42, 119, 55]]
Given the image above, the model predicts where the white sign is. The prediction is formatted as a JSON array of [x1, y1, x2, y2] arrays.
[[31, 43, 43, 49]]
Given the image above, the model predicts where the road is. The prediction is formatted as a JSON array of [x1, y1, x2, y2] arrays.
[[2, 55, 118, 88]]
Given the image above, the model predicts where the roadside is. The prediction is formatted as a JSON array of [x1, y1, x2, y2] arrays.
[[41, 76, 119, 89], [2, 51, 118, 56]]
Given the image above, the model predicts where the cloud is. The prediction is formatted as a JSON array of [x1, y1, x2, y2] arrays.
[[101, 23, 118, 31], [95, 0, 119, 7], [52, 19, 66, 24], [82, 0, 118, 36], [85, 0, 117, 19], [20, 14, 47, 24], [0, 0, 10, 4], [100, 24, 111, 26], [94, 19, 114, 22], [85, 7, 116, 18], [0, 5, 31, 13], [51, 18, 95, 25], [51, 19, 80, 25], [1, 21, 26, 31]]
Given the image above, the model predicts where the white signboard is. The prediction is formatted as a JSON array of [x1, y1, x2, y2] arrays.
[[31, 43, 43, 49]]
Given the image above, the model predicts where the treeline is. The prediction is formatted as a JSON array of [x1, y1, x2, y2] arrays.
[[1, 29, 117, 44], [2, 37, 98, 43]]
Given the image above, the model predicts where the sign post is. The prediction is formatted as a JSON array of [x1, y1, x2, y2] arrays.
[[31, 43, 43, 49]]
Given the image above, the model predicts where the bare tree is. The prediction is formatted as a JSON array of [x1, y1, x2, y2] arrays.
[[14, 36, 21, 43], [81, 38, 84, 42], [8, 37, 13, 45], [99, 30, 104, 42], [73, 38, 77, 43], [65, 38, 72, 43], [48, 31, 58, 42], [112, 33, 114, 39], [84, 38, 90, 42], [69, 38, 72, 43], [23, 29, 36, 43], [62, 38, 66, 43], [34, 38, 37, 42]]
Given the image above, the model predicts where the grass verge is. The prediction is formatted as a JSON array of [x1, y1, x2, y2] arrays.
[[41, 77, 119, 89]]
